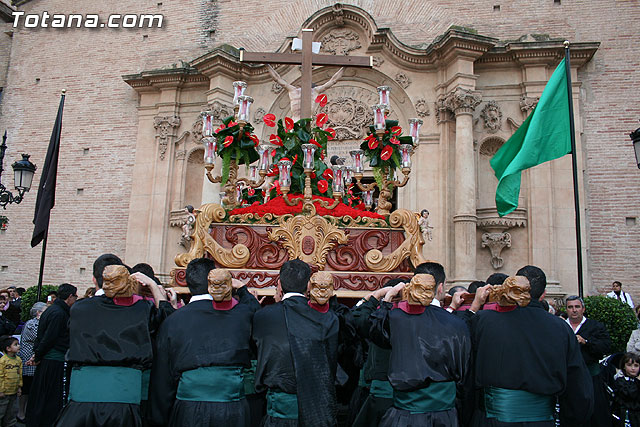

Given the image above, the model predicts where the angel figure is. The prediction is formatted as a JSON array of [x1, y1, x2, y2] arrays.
[[180, 205, 196, 246], [418, 209, 433, 241]]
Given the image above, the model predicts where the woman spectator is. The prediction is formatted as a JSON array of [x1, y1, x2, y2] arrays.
[[0, 291, 17, 334], [17, 302, 47, 423], [626, 309, 640, 355]]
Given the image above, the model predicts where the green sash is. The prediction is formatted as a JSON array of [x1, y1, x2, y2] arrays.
[[370, 380, 394, 399], [177, 366, 244, 402], [484, 386, 554, 422], [141, 369, 150, 400], [243, 360, 257, 395], [266, 390, 298, 419], [44, 348, 66, 362], [358, 368, 371, 388], [394, 381, 456, 414], [69, 366, 142, 404]]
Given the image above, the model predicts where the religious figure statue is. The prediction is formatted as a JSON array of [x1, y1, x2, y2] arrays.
[[207, 268, 233, 302], [487, 275, 531, 307], [266, 65, 345, 121], [418, 209, 433, 241], [308, 271, 334, 306], [180, 205, 196, 248], [102, 265, 137, 298], [402, 273, 436, 306]]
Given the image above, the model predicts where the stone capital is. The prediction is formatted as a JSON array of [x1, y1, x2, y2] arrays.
[[443, 87, 482, 116]]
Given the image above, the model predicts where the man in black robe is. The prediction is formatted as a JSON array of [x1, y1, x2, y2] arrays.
[[369, 263, 472, 427], [54, 262, 173, 427], [149, 258, 261, 426], [565, 294, 612, 427], [470, 265, 594, 426], [252, 259, 339, 427], [26, 283, 77, 427]]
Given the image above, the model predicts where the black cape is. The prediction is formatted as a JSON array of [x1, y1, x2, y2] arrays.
[[470, 302, 594, 426], [54, 296, 174, 427], [369, 301, 471, 427], [149, 287, 259, 427], [253, 295, 339, 427]]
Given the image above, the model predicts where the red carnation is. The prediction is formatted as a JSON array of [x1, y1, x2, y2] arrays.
[[390, 137, 400, 145], [263, 113, 276, 127], [317, 180, 329, 193], [315, 94, 328, 107], [223, 135, 234, 147], [380, 145, 393, 160], [269, 134, 283, 146], [325, 128, 336, 140], [322, 169, 333, 180], [284, 117, 294, 131], [368, 137, 379, 150], [391, 126, 402, 136], [316, 113, 328, 127]]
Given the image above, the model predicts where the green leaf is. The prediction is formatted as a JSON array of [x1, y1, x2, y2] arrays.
[[221, 150, 232, 185], [373, 167, 384, 189]]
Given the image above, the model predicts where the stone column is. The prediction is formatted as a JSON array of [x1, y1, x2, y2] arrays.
[[446, 88, 481, 284]]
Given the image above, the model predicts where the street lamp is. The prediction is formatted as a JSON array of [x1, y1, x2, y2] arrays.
[[0, 131, 37, 209], [630, 122, 640, 169]]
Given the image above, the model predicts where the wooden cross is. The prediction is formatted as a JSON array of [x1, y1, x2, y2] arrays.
[[240, 28, 372, 119]]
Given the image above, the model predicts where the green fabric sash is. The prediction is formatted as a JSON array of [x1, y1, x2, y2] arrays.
[[266, 389, 298, 420], [69, 366, 142, 404], [370, 380, 394, 399], [587, 362, 601, 376], [141, 369, 150, 400], [44, 348, 66, 361], [394, 381, 456, 414], [243, 360, 257, 395], [177, 366, 244, 402], [484, 386, 554, 422]]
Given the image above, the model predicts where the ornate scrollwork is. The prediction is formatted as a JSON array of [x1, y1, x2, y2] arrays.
[[174, 203, 250, 268], [520, 96, 539, 113], [395, 72, 411, 89], [267, 214, 348, 269], [415, 99, 430, 117], [480, 101, 502, 133], [253, 107, 267, 123], [372, 56, 384, 67], [364, 209, 426, 272], [443, 88, 482, 115], [191, 115, 203, 142], [154, 115, 181, 161], [320, 29, 361, 56], [318, 96, 373, 141], [481, 231, 512, 269]]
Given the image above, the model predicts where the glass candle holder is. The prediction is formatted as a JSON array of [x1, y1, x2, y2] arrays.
[[343, 166, 353, 185], [301, 144, 317, 170], [232, 81, 247, 105], [258, 145, 272, 170], [201, 111, 214, 138], [331, 165, 344, 193], [237, 95, 253, 122], [408, 118, 423, 144], [350, 150, 364, 173], [249, 165, 259, 182], [377, 86, 391, 105], [203, 137, 216, 165], [278, 159, 292, 188], [373, 104, 387, 130], [363, 189, 374, 207], [399, 144, 413, 168]]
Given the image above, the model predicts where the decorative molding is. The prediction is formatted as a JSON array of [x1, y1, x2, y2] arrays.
[[415, 99, 430, 117], [153, 115, 181, 160], [320, 28, 361, 56], [254, 107, 267, 123], [372, 56, 384, 67], [207, 101, 233, 124], [507, 117, 522, 132], [476, 207, 527, 230], [191, 115, 203, 142], [442, 87, 482, 115], [175, 149, 187, 160], [479, 137, 505, 157], [271, 82, 283, 94], [481, 232, 512, 269], [395, 72, 411, 89], [435, 98, 452, 124], [520, 96, 539, 113], [318, 94, 374, 140], [480, 101, 502, 133], [331, 3, 345, 26]]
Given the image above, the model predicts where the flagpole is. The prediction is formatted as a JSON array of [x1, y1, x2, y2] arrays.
[[36, 233, 48, 301], [564, 41, 584, 298]]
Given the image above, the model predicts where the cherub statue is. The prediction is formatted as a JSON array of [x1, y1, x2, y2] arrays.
[[208, 268, 233, 302], [487, 275, 531, 307], [402, 274, 436, 306], [308, 271, 335, 307], [181, 205, 196, 246], [266, 65, 344, 121], [418, 209, 433, 241]]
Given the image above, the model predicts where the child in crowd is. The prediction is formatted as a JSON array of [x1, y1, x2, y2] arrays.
[[612, 352, 640, 426], [0, 335, 22, 426]]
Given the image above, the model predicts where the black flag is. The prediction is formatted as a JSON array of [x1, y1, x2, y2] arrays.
[[31, 93, 65, 247]]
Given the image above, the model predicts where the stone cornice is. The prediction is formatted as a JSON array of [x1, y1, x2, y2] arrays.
[[122, 66, 208, 92], [477, 41, 600, 68]]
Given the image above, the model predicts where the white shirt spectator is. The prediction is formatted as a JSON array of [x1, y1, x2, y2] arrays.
[[607, 290, 634, 309]]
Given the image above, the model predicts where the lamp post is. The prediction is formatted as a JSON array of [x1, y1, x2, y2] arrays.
[[0, 131, 37, 209], [630, 122, 640, 169]]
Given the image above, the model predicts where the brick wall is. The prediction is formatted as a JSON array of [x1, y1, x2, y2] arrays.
[[0, 0, 638, 300]]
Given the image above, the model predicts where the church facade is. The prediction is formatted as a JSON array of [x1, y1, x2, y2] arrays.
[[0, 0, 638, 299]]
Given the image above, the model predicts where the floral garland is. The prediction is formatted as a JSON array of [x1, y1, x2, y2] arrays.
[[214, 116, 260, 184], [359, 119, 415, 188]]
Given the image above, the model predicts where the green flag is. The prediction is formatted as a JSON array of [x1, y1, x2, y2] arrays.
[[491, 58, 572, 217]]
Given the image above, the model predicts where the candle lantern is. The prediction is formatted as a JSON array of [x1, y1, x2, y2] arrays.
[[372, 104, 387, 130], [331, 165, 344, 193], [249, 165, 259, 182], [232, 81, 247, 105], [350, 149, 364, 173], [377, 86, 391, 106], [277, 159, 292, 188], [343, 166, 353, 185], [201, 111, 214, 138], [399, 144, 413, 169], [363, 189, 374, 208], [219, 192, 226, 206], [257, 145, 272, 170], [237, 95, 253, 122], [203, 137, 216, 165], [408, 118, 423, 144], [301, 144, 317, 170], [236, 183, 244, 201]]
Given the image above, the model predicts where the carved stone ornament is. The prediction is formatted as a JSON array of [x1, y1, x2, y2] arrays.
[[415, 99, 430, 117], [175, 149, 187, 160], [254, 107, 267, 123], [435, 97, 453, 124], [174, 203, 250, 268], [154, 115, 181, 161], [365, 209, 427, 272], [318, 96, 374, 140], [191, 115, 203, 142], [208, 101, 233, 123], [320, 29, 361, 56], [481, 231, 512, 269], [443, 88, 482, 115], [372, 56, 384, 67], [479, 138, 504, 157], [480, 101, 503, 133], [395, 72, 411, 89], [271, 82, 283, 94], [331, 3, 345, 26], [520, 96, 539, 113], [267, 215, 349, 269]]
